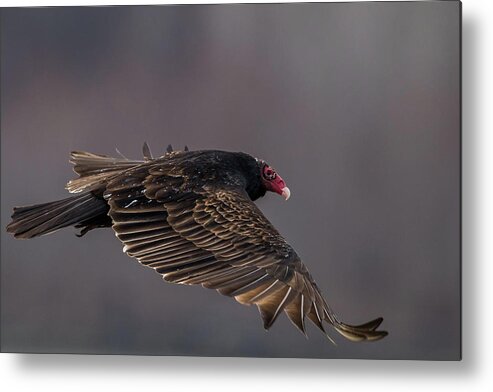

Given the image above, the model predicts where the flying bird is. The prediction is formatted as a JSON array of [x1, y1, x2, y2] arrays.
[[6, 144, 387, 343]]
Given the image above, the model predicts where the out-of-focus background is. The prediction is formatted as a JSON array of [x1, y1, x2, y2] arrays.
[[0, 2, 460, 359]]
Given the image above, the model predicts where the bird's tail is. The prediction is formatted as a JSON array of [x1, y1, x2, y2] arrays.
[[6, 192, 109, 239]]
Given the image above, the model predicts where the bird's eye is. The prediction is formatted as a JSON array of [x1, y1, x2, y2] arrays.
[[263, 167, 277, 180]]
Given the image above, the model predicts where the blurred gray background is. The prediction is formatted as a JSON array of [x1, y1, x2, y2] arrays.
[[0, 2, 460, 359]]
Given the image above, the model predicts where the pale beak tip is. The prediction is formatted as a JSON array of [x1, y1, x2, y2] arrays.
[[281, 187, 291, 201]]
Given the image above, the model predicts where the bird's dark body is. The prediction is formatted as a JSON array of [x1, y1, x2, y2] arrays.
[[6, 145, 387, 342], [76, 150, 268, 237]]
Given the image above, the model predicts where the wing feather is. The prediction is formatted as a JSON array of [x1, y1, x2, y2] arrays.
[[103, 164, 387, 342]]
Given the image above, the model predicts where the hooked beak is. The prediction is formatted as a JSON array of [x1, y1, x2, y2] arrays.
[[281, 187, 291, 201], [262, 166, 290, 201]]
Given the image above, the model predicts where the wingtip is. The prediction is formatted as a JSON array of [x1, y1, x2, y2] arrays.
[[352, 317, 384, 331], [326, 333, 337, 345], [263, 318, 275, 330], [334, 316, 388, 342]]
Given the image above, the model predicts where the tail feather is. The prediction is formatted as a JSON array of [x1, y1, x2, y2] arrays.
[[6, 192, 109, 239], [66, 151, 144, 193]]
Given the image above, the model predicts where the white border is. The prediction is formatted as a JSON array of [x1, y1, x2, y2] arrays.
[[2, 0, 491, 391], [0, 0, 441, 6]]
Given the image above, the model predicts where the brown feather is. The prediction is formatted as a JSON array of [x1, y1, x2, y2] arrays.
[[95, 160, 387, 342]]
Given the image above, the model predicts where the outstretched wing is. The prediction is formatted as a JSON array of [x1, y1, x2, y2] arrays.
[[105, 166, 387, 342]]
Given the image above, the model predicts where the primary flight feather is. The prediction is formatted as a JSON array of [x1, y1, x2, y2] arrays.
[[6, 144, 387, 343]]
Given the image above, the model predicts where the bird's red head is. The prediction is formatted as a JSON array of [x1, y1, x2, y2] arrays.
[[259, 161, 290, 200]]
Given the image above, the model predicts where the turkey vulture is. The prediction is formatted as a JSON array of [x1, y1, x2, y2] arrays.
[[6, 143, 387, 343]]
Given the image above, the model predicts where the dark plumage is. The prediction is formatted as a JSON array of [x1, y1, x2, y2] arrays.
[[6, 143, 387, 343]]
